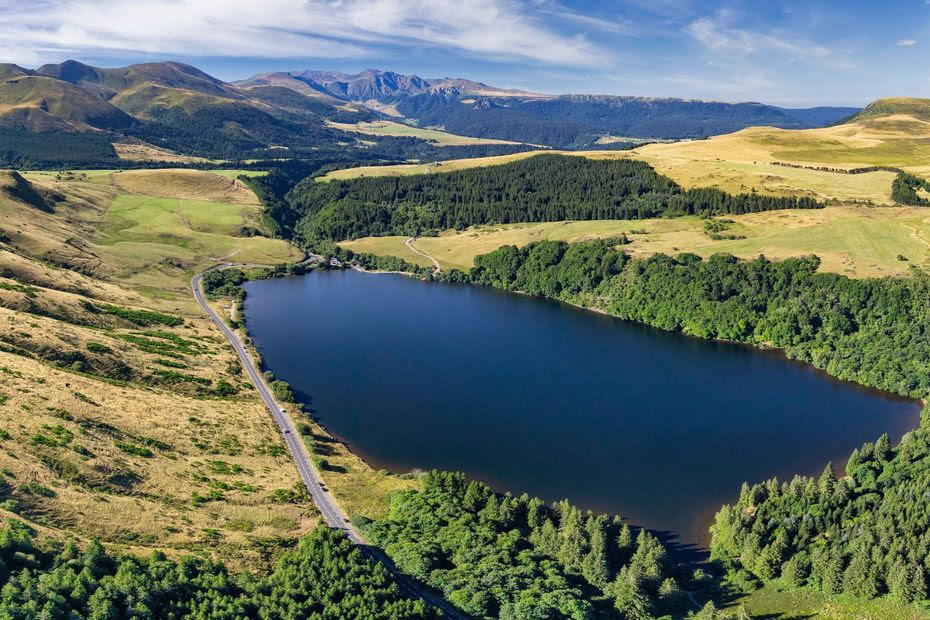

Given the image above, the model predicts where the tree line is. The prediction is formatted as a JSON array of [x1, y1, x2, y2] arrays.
[[358, 470, 692, 619], [0, 522, 436, 619], [287, 154, 821, 241], [454, 239, 930, 398], [710, 408, 930, 603]]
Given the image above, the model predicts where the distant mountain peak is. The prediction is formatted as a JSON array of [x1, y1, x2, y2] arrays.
[[37, 59, 100, 84]]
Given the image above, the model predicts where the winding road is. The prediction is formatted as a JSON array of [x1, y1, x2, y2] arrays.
[[192, 268, 463, 619]]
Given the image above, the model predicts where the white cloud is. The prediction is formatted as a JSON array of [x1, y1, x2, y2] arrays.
[[685, 9, 850, 69], [897, 38, 917, 47], [0, 0, 607, 68]]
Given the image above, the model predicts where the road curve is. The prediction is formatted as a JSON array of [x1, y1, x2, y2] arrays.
[[191, 269, 463, 619]]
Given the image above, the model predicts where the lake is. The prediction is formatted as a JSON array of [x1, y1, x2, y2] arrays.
[[243, 269, 921, 547]]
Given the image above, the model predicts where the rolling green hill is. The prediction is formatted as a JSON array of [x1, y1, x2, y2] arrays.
[[849, 97, 930, 123]]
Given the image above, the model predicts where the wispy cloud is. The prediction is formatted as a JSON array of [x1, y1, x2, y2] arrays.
[[897, 38, 917, 47], [0, 0, 607, 68], [685, 9, 848, 68]]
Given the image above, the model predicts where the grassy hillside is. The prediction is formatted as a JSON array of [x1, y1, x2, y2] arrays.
[[0, 169, 319, 567], [326, 119, 526, 146], [851, 97, 930, 122], [342, 205, 930, 279], [322, 98, 930, 206]]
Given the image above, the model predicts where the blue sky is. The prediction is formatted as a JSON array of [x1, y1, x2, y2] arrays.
[[1, 0, 928, 106]]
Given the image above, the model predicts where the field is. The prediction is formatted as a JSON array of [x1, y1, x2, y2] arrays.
[[342, 235, 439, 269], [15, 169, 302, 305], [319, 150, 549, 181], [113, 141, 212, 163], [326, 119, 525, 146], [342, 205, 930, 278]]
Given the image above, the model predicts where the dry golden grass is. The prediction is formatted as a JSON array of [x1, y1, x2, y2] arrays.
[[0, 341, 316, 567], [113, 142, 212, 163], [110, 169, 258, 205], [319, 150, 552, 181], [0, 170, 325, 567], [326, 119, 524, 146], [630, 111, 930, 200], [346, 206, 930, 279]]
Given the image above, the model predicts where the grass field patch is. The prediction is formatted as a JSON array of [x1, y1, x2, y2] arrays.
[[344, 206, 930, 278], [326, 119, 525, 146]]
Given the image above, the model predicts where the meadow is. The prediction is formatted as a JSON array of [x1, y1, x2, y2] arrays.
[[342, 205, 930, 278], [326, 119, 524, 146], [319, 150, 548, 181], [16, 169, 301, 304]]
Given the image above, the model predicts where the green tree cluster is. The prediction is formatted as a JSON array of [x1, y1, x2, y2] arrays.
[[360, 471, 688, 619], [710, 411, 930, 603], [288, 154, 820, 241], [891, 172, 930, 205], [0, 522, 436, 619]]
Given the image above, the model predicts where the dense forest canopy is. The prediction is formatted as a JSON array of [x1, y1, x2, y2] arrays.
[[359, 470, 691, 620], [289, 154, 821, 241], [0, 522, 436, 619], [711, 409, 930, 603]]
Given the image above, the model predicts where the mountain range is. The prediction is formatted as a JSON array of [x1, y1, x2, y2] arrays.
[[0, 60, 860, 166], [238, 68, 859, 148]]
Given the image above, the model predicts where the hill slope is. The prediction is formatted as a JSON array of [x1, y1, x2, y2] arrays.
[[0, 61, 533, 166]]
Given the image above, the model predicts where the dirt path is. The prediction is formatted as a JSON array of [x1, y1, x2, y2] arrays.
[[405, 237, 441, 274]]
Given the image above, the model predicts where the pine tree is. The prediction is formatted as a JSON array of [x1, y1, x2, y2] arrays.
[[581, 516, 610, 587], [611, 567, 652, 620], [616, 523, 633, 559], [818, 461, 836, 494], [558, 505, 586, 572], [530, 518, 560, 558], [874, 433, 891, 463], [843, 545, 878, 598], [657, 577, 682, 608]]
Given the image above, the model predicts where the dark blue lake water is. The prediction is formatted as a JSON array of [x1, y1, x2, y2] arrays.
[[243, 269, 920, 547]]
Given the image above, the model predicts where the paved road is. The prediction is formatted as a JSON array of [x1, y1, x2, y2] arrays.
[[405, 237, 442, 274], [192, 269, 463, 619]]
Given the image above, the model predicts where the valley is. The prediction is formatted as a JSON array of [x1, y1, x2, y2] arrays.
[[2, 47, 930, 618]]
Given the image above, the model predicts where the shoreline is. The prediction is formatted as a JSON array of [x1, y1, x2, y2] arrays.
[[239, 264, 924, 555]]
